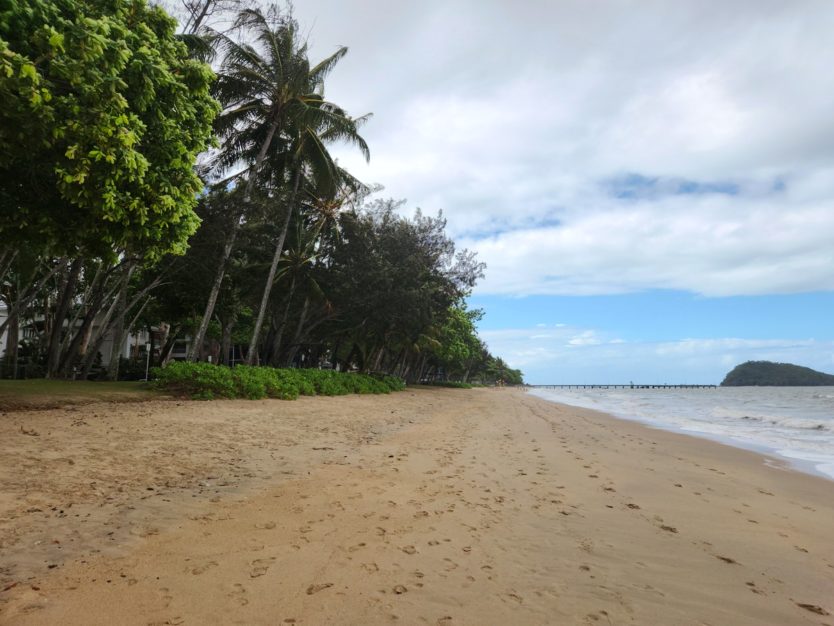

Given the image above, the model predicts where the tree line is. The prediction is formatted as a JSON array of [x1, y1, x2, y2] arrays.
[[0, 0, 523, 386]]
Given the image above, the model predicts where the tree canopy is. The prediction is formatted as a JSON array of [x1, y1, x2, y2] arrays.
[[0, 1, 522, 386], [0, 0, 218, 259]]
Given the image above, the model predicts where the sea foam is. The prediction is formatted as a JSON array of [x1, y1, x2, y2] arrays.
[[530, 386, 834, 481]]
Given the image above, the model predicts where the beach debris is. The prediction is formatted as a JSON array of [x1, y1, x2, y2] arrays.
[[795, 602, 829, 615], [306, 583, 333, 595]]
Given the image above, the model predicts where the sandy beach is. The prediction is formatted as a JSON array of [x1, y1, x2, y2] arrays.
[[1, 387, 832, 625]]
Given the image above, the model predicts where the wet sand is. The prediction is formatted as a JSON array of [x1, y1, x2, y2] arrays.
[[1, 388, 832, 625]]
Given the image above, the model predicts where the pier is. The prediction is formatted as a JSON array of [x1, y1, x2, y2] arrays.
[[531, 384, 717, 390]]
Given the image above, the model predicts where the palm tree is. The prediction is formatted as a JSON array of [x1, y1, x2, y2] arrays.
[[240, 53, 370, 363], [190, 5, 369, 361], [264, 218, 323, 365]]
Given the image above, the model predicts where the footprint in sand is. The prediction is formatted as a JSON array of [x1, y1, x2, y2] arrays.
[[745, 582, 764, 595], [250, 557, 276, 578], [795, 602, 830, 616], [228, 583, 249, 606], [306, 583, 333, 595], [716, 555, 738, 564], [158, 587, 174, 608], [190, 560, 218, 575]]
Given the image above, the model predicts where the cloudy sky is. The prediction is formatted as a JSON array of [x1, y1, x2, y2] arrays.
[[288, 0, 834, 384]]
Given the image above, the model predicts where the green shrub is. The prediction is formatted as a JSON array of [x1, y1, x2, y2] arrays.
[[151, 363, 405, 401], [419, 380, 473, 389], [152, 361, 237, 398]]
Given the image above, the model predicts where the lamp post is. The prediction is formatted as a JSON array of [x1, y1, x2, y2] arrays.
[[144, 342, 151, 382]]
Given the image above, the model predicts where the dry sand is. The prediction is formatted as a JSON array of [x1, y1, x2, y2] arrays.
[[1, 388, 832, 625]]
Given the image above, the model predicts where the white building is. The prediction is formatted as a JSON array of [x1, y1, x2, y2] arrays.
[[0, 305, 163, 373]]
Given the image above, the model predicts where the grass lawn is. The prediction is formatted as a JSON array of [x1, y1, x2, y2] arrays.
[[0, 379, 161, 411]]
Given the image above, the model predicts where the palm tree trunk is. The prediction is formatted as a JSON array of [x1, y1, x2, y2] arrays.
[[189, 116, 282, 362], [284, 295, 309, 367], [372, 346, 385, 373], [220, 317, 234, 365], [416, 354, 428, 383], [268, 275, 296, 365], [245, 166, 302, 365]]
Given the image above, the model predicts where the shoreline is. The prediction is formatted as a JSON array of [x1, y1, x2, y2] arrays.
[[2, 388, 832, 624], [529, 386, 834, 482]]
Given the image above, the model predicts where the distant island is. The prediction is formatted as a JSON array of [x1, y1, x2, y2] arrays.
[[720, 361, 834, 386]]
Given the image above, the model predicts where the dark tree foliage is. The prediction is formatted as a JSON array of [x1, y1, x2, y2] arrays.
[[721, 361, 834, 386]]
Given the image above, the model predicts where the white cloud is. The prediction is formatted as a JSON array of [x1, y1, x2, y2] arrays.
[[462, 181, 834, 296], [292, 0, 834, 297]]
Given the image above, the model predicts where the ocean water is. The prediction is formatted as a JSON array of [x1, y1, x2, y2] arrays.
[[529, 386, 834, 480]]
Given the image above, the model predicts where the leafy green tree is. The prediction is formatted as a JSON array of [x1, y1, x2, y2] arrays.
[[434, 305, 485, 381], [0, 0, 218, 259], [322, 200, 484, 378], [0, 0, 217, 379]]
